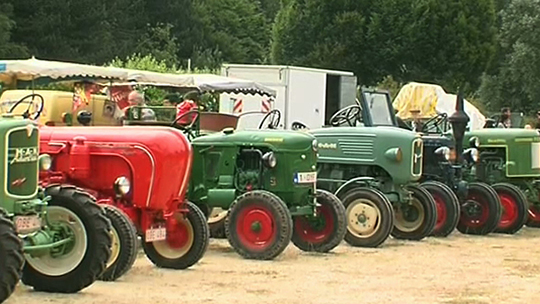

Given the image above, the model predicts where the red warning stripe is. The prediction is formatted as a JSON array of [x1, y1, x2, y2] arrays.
[[262, 97, 271, 113], [233, 98, 243, 113]]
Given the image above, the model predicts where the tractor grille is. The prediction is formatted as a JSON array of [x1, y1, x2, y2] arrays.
[[338, 138, 374, 158], [411, 138, 423, 176], [6, 125, 39, 197]]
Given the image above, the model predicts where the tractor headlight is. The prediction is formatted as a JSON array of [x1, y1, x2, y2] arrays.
[[38, 154, 52, 171], [469, 137, 480, 148], [262, 152, 277, 168], [434, 146, 451, 161], [312, 139, 318, 152], [463, 148, 479, 163], [384, 147, 402, 162], [114, 176, 131, 195]]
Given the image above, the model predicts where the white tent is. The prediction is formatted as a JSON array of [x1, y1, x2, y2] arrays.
[[392, 82, 486, 130]]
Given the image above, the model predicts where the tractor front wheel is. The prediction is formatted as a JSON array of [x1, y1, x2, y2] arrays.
[[457, 182, 501, 235], [291, 190, 346, 253], [0, 214, 24, 303], [99, 205, 138, 281], [421, 181, 460, 237], [391, 185, 437, 241], [142, 202, 209, 269], [22, 185, 112, 293], [339, 187, 394, 247], [493, 183, 528, 234], [225, 191, 292, 260]]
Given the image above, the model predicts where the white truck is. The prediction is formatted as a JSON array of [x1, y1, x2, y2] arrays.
[[219, 64, 357, 130]]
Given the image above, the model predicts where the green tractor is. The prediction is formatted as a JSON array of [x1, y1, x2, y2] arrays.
[[0, 113, 112, 302], [395, 92, 504, 235], [291, 88, 437, 247], [463, 127, 539, 229], [125, 107, 347, 260]]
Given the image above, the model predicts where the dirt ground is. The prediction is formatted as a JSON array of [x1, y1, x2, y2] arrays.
[[8, 228, 540, 304]]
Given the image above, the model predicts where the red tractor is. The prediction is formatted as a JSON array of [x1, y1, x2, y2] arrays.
[[38, 124, 210, 272]]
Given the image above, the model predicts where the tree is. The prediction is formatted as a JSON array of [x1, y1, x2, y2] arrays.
[[0, 2, 28, 58], [479, 0, 540, 113]]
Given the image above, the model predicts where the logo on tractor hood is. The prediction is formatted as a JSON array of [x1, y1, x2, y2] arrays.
[[318, 143, 337, 149], [9, 147, 39, 164], [26, 124, 34, 138]]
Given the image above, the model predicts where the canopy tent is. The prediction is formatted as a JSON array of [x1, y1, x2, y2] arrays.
[[0, 58, 276, 97], [392, 82, 486, 130], [112, 72, 277, 97], [0, 57, 128, 85]]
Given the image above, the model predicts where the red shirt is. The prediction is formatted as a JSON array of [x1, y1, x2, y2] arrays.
[[176, 99, 198, 124]]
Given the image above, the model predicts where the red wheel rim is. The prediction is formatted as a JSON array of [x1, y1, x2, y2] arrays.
[[235, 204, 277, 251], [498, 193, 518, 228], [294, 204, 335, 243], [460, 192, 490, 228], [528, 205, 540, 223], [432, 193, 447, 233], [166, 218, 190, 249]]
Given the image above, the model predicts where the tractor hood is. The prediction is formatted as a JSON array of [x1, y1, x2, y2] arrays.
[[191, 129, 316, 151], [465, 129, 540, 146]]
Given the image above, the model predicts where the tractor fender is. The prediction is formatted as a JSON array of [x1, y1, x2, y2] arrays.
[[334, 177, 378, 199]]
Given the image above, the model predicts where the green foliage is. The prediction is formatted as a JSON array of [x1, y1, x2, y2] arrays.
[[0, 2, 28, 58], [376, 75, 404, 99], [479, 0, 540, 114]]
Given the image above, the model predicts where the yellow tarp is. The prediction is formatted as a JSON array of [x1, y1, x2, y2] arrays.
[[392, 82, 440, 119]]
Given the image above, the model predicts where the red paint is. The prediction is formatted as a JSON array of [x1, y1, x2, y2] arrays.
[[294, 204, 334, 243], [166, 216, 190, 249], [459, 193, 489, 228], [235, 204, 276, 251], [39, 125, 193, 238], [498, 193, 519, 229], [432, 193, 447, 233]]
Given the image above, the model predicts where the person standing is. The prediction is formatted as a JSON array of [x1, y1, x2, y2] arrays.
[[497, 107, 512, 128]]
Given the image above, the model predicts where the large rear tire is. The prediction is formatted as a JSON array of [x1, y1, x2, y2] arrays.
[[493, 183, 528, 234], [22, 185, 112, 293], [99, 205, 138, 281], [0, 214, 24, 303], [142, 202, 209, 269], [391, 185, 437, 241], [457, 182, 501, 235], [291, 190, 346, 253], [421, 181, 460, 237], [225, 191, 292, 260], [338, 187, 394, 247]]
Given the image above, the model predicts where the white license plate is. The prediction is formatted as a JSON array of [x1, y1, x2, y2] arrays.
[[15, 215, 41, 233], [145, 226, 167, 242], [295, 171, 317, 184]]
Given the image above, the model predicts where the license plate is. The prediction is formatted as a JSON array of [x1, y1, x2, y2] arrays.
[[294, 171, 317, 184], [15, 215, 41, 233], [145, 226, 167, 242]]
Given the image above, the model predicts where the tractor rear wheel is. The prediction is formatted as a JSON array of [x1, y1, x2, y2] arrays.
[[457, 182, 501, 235], [0, 213, 24, 303], [208, 208, 228, 239], [225, 190, 292, 260], [99, 205, 138, 281], [22, 185, 112, 293], [391, 185, 437, 241], [421, 181, 460, 237], [338, 187, 394, 247], [142, 202, 209, 269], [291, 190, 346, 253], [493, 183, 528, 234]]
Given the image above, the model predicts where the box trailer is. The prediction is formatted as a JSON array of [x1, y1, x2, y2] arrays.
[[219, 64, 357, 130]]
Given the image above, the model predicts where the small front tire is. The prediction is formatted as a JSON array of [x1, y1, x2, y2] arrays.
[[291, 189, 347, 253], [225, 191, 293, 260], [493, 183, 528, 234], [99, 205, 138, 281], [457, 182, 501, 235], [421, 181, 460, 237], [142, 202, 209, 269], [391, 184, 437, 241]]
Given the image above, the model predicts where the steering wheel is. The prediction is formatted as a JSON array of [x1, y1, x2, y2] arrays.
[[421, 113, 448, 133], [329, 105, 361, 127], [291, 121, 309, 131], [8, 94, 45, 120], [258, 109, 281, 129], [171, 109, 200, 140]]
